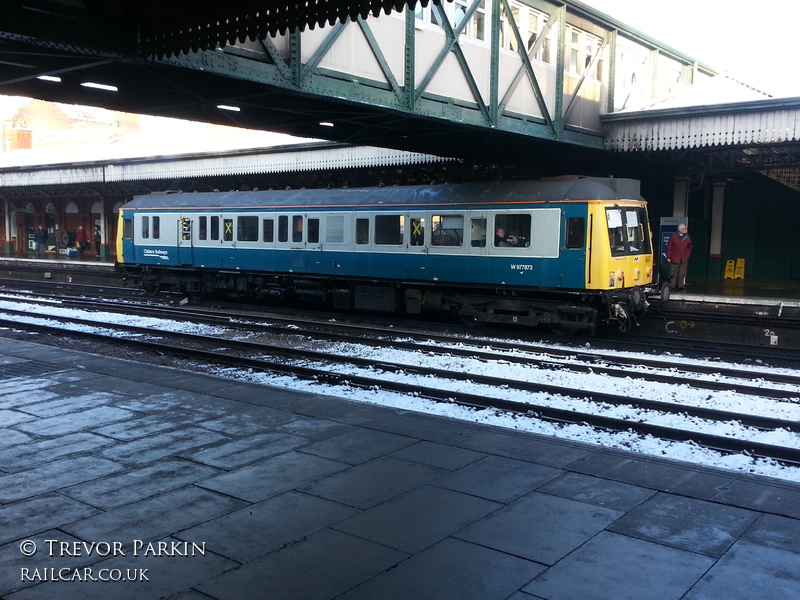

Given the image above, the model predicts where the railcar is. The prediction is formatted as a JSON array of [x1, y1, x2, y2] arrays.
[[115, 176, 661, 332]]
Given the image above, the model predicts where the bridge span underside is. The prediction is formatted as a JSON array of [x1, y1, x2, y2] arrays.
[[0, 0, 714, 175]]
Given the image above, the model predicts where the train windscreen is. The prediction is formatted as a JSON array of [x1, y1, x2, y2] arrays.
[[606, 206, 651, 257]]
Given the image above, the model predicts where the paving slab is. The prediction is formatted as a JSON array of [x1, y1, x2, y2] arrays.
[[1, 339, 800, 600]]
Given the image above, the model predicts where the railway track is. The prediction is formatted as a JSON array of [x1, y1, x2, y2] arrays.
[[1, 295, 799, 471]]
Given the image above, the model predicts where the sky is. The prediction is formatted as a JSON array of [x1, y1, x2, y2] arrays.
[[582, 0, 799, 97]]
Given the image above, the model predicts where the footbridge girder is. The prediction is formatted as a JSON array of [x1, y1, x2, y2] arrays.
[[0, 0, 716, 167]]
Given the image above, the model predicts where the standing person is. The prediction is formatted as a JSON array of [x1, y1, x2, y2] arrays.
[[94, 226, 102, 257], [666, 223, 692, 290], [34, 226, 47, 256], [74, 226, 89, 257]]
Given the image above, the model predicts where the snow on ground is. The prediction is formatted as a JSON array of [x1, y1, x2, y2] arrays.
[[2, 294, 800, 483]]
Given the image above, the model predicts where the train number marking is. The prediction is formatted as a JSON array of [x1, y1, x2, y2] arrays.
[[763, 329, 779, 346], [665, 320, 695, 334], [510, 264, 534, 271]]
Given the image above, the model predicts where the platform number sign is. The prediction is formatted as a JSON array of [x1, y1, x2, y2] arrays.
[[181, 218, 191, 241]]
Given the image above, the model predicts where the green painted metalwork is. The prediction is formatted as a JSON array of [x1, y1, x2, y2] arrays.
[[404, 9, 416, 111], [357, 17, 405, 104], [554, 4, 566, 139]]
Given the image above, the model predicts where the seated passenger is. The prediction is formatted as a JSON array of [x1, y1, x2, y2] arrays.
[[495, 227, 518, 247]]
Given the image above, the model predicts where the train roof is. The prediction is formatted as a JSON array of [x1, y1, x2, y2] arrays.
[[122, 177, 644, 210]]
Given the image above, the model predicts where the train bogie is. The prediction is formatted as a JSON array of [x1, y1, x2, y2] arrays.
[[116, 177, 660, 331]]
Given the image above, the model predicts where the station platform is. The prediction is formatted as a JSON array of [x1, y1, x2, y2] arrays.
[[1, 340, 799, 600]]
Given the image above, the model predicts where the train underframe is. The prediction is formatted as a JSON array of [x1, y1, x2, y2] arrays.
[[119, 264, 655, 333]]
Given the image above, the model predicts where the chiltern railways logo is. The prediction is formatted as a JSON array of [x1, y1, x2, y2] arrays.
[[143, 249, 170, 260]]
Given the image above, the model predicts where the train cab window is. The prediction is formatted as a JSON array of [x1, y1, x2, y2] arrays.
[[210, 216, 220, 240], [356, 218, 369, 244], [152, 216, 160, 239], [470, 218, 487, 247], [199, 217, 207, 240], [410, 218, 425, 246], [493, 214, 531, 248], [375, 215, 404, 245], [308, 218, 320, 244], [237, 216, 259, 242], [278, 216, 288, 242], [263, 218, 274, 243], [223, 218, 233, 242], [565, 217, 585, 249], [431, 214, 463, 247], [606, 207, 651, 256], [292, 216, 303, 242], [141, 216, 149, 239]]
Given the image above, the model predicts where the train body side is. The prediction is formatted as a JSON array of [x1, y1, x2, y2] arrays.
[[115, 178, 658, 330]]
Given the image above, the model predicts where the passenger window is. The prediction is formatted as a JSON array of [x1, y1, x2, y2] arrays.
[[494, 214, 531, 248], [565, 217, 585, 249], [292, 216, 303, 243], [223, 218, 233, 242], [199, 216, 207, 240], [375, 215, 404, 245], [152, 216, 160, 239], [356, 218, 369, 244], [180, 218, 191, 241], [410, 218, 425, 246], [470, 218, 487, 247], [431, 214, 463, 247], [122, 218, 132, 239], [308, 218, 320, 244], [263, 218, 274, 243], [210, 216, 220, 240], [278, 216, 288, 242], [237, 216, 259, 241], [141, 216, 149, 239]]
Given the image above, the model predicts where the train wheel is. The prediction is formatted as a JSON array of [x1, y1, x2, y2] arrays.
[[660, 283, 671, 302], [454, 306, 485, 327], [143, 282, 161, 297]]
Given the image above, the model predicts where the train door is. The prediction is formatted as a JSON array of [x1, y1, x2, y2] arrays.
[[561, 214, 587, 288], [177, 215, 193, 265], [407, 214, 428, 277]]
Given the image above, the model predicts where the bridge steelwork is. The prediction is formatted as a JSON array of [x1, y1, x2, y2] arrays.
[[0, 0, 716, 167]]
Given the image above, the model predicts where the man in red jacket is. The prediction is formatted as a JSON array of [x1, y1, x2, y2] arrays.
[[666, 223, 692, 290]]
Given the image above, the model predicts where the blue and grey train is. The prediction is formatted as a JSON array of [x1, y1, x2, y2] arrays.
[[115, 176, 660, 331]]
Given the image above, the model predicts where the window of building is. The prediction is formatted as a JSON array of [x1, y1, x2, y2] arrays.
[[375, 215, 404, 245], [431, 214, 464, 246], [263, 218, 274, 243], [237, 215, 259, 241], [500, 1, 551, 63]]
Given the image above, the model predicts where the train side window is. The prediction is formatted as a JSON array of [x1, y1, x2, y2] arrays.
[[210, 216, 220, 240], [237, 216, 259, 241], [308, 218, 320, 243], [278, 216, 288, 242], [470, 218, 487, 247], [152, 216, 160, 239], [122, 218, 132, 239], [141, 216, 149, 239], [494, 214, 530, 247], [410, 218, 425, 246], [326, 215, 345, 243], [223, 218, 233, 242], [199, 216, 207, 240], [292, 216, 303, 242], [355, 218, 369, 244], [566, 217, 585, 249], [263, 218, 274, 243], [431, 214, 463, 247], [375, 215, 404, 245]]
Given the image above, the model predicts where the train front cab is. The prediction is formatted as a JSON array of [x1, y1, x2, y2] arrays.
[[585, 200, 657, 316]]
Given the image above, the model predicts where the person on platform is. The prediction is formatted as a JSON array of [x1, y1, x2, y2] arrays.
[[94, 226, 102, 257], [75, 226, 89, 257], [34, 226, 47, 256], [666, 223, 692, 290]]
